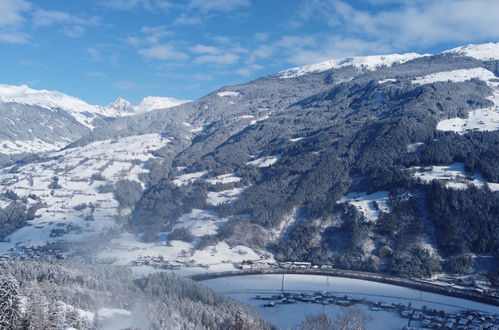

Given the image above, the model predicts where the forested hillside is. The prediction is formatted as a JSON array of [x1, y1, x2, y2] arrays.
[[0, 260, 271, 330], [0, 44, 498, 290]]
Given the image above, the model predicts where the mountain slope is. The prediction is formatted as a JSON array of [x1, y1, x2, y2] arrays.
[[1, 43, 498, 290]]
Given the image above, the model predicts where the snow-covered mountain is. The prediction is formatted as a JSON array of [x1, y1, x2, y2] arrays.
[[0, 84, 190, 157], [445, 41, 499, 60], [278, 52, 425, 78], [100, 96, 191, 117], [1, 42, 499, 289]]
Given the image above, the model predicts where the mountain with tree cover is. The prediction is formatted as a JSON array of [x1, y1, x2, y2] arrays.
[[0, 42, 498, 292]]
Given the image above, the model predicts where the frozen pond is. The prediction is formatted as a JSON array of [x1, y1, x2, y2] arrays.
[[202, 274, 498, 329]]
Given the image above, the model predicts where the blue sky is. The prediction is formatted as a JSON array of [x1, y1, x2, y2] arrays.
[[1, 0, 499, 105]]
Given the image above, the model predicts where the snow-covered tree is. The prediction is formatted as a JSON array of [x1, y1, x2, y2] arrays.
[[0, 275, 22, 330]]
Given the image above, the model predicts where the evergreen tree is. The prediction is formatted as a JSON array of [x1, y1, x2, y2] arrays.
[[0, 275, 21, 330]]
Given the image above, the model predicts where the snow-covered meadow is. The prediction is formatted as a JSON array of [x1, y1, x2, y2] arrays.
[[412, 67, 499, 134], [410, 163, 499, 191], [0, 133, 170, 254]]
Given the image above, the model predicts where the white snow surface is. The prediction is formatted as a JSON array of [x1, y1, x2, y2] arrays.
[[340, 191, 391, 222], [98, 232, 263, 275], [174, 209, 227, 237], [246, 155, 281, 167], [205, 173, 241, 185], [0, 133, 171, 253], [206, 187, 245, 206], [172, 171, 208, 186], [445, 42, 499, 61], [0, 84, 189, 128], [437, 68, 499, 134], [0, 138, 66, 154], [217, 91, 240, 97], [279, 53, 423, 78], [203, 274, 497, 329], [378, 78, 397, 84], [134, 96, 190, 113], [412, 67, 495, 85], [410, 163, 499, 191]]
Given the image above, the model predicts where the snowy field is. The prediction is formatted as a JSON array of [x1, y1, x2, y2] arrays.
[[202, 274, 498, 329], [339, 191, 391, 222], [410, 163, 499, 191], [0, 138, 67, 154], [412, 67, 499, 134], [0, 133, 170, 254], [246, 155, 281, 167]]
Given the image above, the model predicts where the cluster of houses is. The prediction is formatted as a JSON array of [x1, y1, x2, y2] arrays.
[[255, 291, 498, 329], [130, 255, 182, 270], [0, 243, 68, 260]]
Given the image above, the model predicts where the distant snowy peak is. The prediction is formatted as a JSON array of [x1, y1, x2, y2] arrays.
[[445, 42, 499, 61], [278, 53, 424, 78], [135, 96, 190, 113], [100, 97, 135, 117], [0, 84, 97, 114], [0, 84, 190, 127]]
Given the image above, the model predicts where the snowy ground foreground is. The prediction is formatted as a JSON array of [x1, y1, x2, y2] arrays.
[[0, 134, 170, 253], [246, 155, 281, 167], [97, 308, 132, 330], [202, 274, 498, 329], [217, 91, 240, 97], [413, 67, 499, 133], [0, 138, 68, 154], [410, 162, 499, 192], [279, 53, 423, 78], [339, 191, 391, 222]]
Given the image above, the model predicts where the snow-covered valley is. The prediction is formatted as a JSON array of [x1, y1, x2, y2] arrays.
[[203, 274, 498, 329]]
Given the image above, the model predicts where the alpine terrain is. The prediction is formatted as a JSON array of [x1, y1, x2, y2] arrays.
[[1, 42, 499, 303]]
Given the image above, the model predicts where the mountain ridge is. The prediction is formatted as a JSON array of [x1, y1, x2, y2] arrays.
[[0, 41, 498, 293]]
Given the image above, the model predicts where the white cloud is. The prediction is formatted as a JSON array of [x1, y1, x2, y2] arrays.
[[188, 0, 250, 12], [139, 44, 188, 60], [60, 25, 85, 38], [0, 0, 31, 44], [0, 0, 31, 26], [101, 0, 173, 11], [299, 0, 499, 49], [0, 31, 30, 44], [195, 53, 239, 65], [254, 32, 269, 42], [33, 10, 99, 27], [86, 47, 102, 61], [190, 44, 220, 54], [174, 13, 203, 25]]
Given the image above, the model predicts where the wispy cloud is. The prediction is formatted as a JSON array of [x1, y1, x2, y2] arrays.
[[0, 0, 32, 44], [139, 44, 188, 60], [32, 10, 99, 27], [101, 0, 173, 12], [188, 0, 250, 12], [194, 53, 239, 65], [297, 0, 499, 50], [174, 13, 203, 25]]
